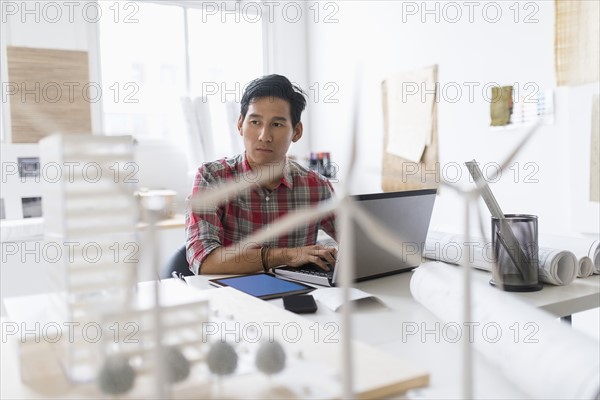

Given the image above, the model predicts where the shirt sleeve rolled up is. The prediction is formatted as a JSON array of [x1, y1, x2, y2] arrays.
[[185, 166, 224, 275]]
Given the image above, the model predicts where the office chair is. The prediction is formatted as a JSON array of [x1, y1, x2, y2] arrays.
[[161, 244, 194, 279]]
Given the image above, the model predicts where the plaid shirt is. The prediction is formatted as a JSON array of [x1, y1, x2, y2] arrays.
[[186, 153, 337, 274]]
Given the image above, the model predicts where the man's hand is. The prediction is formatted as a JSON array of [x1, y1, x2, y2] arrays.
[[201, 244, 338, 275], [281, 245, 338, 271]]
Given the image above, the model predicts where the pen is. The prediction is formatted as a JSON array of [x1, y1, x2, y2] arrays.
[[171, 271, 188, 285]]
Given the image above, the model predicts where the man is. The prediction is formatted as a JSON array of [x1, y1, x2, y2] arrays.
[[186, 75, 337, 275]]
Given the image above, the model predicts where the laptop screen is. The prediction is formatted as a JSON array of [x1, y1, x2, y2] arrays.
[[348, 189, 436, 281]]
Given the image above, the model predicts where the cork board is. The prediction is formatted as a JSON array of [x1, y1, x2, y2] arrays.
[[381, 65, 439, 191], [6, 46, 92, 143]]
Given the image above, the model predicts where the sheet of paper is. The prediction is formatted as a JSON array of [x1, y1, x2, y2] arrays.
[[490, 86, 513, 126], [555, 0, 600, 86], [311, 287, 386, 312], [384, 66, 436, 163]]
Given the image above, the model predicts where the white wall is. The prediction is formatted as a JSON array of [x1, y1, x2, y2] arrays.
[[263, 1, 312, 159], [2, 0, 104, 135], [2, 0, 597, 236], [0, 2, 187, 300], [306, 1, 599, 236]]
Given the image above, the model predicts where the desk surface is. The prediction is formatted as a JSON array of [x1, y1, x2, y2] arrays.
[[364, 267, 600, 318], [136, 213, 185, 230], [1, 282, 429, 399], [3, 265, 598, 399], [186, 266, 600, 399], [188, 267, 600, 319]]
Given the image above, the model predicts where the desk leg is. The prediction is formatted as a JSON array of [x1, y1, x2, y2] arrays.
[[560, 315, 572, 325]]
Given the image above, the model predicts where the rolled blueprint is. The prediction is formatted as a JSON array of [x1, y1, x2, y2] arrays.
[[539, 234, 600, 274], [537, 247, 578, 285], [424, 231, 578, 286], [411, 261, 600, 400], [578, 256, 595, 278]]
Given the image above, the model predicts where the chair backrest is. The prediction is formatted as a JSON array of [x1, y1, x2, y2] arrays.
[[161, 244, 193, 279]]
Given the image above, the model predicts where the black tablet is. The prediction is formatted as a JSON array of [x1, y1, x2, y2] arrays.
[[209, 273, 315, 300]]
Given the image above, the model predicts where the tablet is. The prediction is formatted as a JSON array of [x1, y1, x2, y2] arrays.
[[209, 273, 314, 300]]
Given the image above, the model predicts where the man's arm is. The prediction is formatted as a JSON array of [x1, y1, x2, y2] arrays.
[[185, 165, 224, 275], [200, 244, 337, 275], [319, 180, 337, 241], [319, 213, 337, 243], [187, 162, 338, 275]]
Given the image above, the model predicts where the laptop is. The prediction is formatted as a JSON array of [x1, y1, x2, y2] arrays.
[[273, 189, 437, 286]]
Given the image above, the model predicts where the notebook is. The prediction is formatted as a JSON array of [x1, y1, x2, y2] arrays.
[[273, 189, 437, 287]]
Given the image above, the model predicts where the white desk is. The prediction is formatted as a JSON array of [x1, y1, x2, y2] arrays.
[[185, 267, 600, 399], [363, 267, 600, 318], [136, 213, 185, 230], [187, 267, 600, 320], [2, 266, 598, 399], [1, 281, 428, 399]]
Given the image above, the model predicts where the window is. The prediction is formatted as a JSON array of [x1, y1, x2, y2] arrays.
[[98, 2, 187, 139], [187, 7, 263, 154], [98, 1, 264, 154], [187, 7, 263, 96]]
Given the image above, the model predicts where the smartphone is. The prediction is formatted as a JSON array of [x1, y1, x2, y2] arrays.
[[283, 294, 318, 314]]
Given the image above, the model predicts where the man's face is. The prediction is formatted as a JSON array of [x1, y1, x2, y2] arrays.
[[238, 96, 302, 167]]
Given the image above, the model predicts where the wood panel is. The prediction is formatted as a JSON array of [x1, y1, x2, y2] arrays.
[[6, 46, 92, 143]]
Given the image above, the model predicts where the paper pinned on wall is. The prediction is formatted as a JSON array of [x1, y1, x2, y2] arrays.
[[555, 0, 600, 86], [490, 86, 513, 126], [384, 66, 436, 163], [590, 95, 599, 202]]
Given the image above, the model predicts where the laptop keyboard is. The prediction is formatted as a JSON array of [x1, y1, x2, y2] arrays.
[[294, 263, 335, 278]]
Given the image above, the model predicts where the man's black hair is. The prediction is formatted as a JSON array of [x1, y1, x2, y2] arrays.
[[240, 74, 307, 128]]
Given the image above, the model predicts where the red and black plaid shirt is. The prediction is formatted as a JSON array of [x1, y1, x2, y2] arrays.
[[185, 153, 337, 274]]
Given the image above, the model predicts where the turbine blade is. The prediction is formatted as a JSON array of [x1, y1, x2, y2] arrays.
[[189, 164, 283, 211], [234, 197, 340, 248]]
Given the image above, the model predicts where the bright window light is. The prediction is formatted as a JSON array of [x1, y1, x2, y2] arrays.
[[98, 1, 264, 157], [98, 2, 187, 139], [187, 7, 264, 155]]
